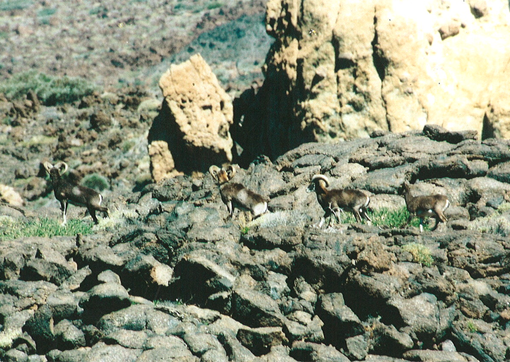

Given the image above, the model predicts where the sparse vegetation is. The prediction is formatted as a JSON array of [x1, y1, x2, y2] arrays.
[[95, 208, 139, 231], [466, 320, 478, 333], [0, 216, 92, 241], [207, 2, 223, 10], [469, 202, 510, 237], [333, 207, 426, 229], [0, 0, 33, 12], [21, 135, 57, 148], [402, 242, 433, 267], [0, 71, 98, 106], [37, 7, 57, 24], [247, 210, 310, 229], [82, 173, 109, 192]]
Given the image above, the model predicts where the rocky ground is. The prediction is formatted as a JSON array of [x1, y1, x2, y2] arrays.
[[1, 122, 510, 361], [2, 1, 510, 362]]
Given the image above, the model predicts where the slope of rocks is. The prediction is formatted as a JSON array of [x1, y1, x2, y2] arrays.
[[1, 126, 510, 362]]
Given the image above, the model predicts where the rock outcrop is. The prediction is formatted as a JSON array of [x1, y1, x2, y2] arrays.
[[149, 54, 234, 182], [235, 0, 510, 162]]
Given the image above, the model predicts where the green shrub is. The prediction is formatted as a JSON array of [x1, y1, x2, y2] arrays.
[[0, 0, 33, 11], [402, 243, 433, 266], [0, 71, 98, 106], [207, 2, 223, 10], [122, 140, 136, 153], [0, 216, 92, 241], [369, 207, 409, 228], [82, 174, 109, 191], [332, 207, 423, 229]]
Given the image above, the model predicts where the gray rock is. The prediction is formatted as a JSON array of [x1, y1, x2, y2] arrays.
[[85, 342, 141, 362], [98, 304, 172, 335], [103, 329, 148, 350], [121, 253, 173, 299], [351, 164, 413, 194], [171, 251, 236, 305], [0, 250, 27, 280], [344, 334, 369, 360], [22, 304, 55, 354], [80, 282, 130, 323], [217, 331, 257, 362], [21, 258, 74, 286], [53, 319, 86, 350], [182, 332, 223, 356], [370, 322, 414, 357], [241, 227, 303, 251], [259, 345, 297, 362], [78, 245, 125, 274], [97, 270, 121, 284], [143, 335, 188, 350], [403, 349, 480, 362], [231, 287, 284, 328], [136, 347, 198, 361], [4, 348, 28, 362], [317, 293, 364, 341], [488, 160, 510, 183], [45, 348, 88, 362], [387, 293, 441, 339], [46, 290, 79, 320], [290, 341, 350, 362], [237, 326, 287, 356], [422, 124, 478, 144], [200, 348, 229, 362], [151, 175, 194, 202], [283, 312, 324, 343]]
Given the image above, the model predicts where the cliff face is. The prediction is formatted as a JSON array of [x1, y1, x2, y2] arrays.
[[236, 0, 510, 162]]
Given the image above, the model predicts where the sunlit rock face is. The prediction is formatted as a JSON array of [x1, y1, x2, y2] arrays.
[[237, 0, 510, 161], [149, 54, 234, 182]]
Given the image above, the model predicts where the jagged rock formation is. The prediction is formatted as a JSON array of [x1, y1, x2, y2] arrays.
[[149, 54, 234, 182], [235, 0, 510, 162]]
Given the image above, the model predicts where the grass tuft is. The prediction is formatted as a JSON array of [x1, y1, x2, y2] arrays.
[[0, 216, 92, 241], [402, 242, 433, 267]]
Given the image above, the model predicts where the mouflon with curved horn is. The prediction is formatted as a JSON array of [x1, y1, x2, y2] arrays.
[[209, 165, 268, 219], [309, 174, 371, 228], [44, 161, 109, 225]]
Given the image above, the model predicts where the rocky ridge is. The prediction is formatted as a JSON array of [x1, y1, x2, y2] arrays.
[[1, 126, 510, 361]]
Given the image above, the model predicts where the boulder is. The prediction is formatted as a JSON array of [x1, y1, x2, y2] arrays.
[[0, 184, 24, 207], [148, 53, 234, 181]]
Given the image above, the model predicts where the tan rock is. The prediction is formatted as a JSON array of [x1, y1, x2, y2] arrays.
[[0, 184, 24, 207], [246, 0, 510, 159], [148, 54, 233, 182]]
